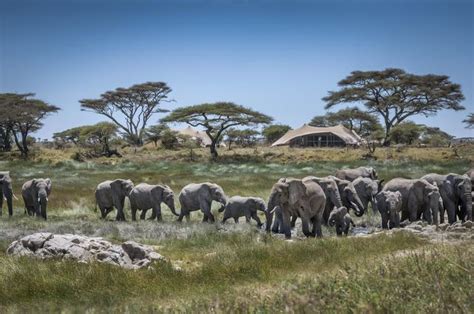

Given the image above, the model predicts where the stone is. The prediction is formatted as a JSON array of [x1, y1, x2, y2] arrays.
[[6, 233, 166, 269], [462, 221, 473, 228]]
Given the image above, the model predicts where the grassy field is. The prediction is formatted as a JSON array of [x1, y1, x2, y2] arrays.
[[0, 149, 473, 312]]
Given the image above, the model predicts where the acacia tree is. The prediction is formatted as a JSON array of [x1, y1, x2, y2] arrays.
[[144, 123, 170, 147], [0, 93, 59, 158], [309, 107, 382, 137], [80, 82, 172, 146], [262, 124, 292, 144], [161, 102, 273, 158], [463, 113, 474, 129], [323, 68, 466, 145]]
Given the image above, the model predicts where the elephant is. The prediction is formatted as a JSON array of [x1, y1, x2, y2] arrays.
[[128, 183, 178, 221], [0, 171, 16, 216], [382, 178, 441, 225], [266, 179, 289, 233], [303, 176, 344, 224], [421, 173, 472, 223], [353, 177, 383, 213], [177, 182, 228, 223], [466, 169, 474, 184], [95, 179, 134, 221], [267, 177, 326, 238], [374, 191, 402, 229], [335, 167, 378, 181], [328, 206, 354, 236], [329, 176, 365, 217], [21, 178, 52, 220], [219, 196, 266, 227]]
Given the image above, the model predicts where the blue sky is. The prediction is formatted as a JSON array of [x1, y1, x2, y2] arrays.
[[1, 0, 473, 139]]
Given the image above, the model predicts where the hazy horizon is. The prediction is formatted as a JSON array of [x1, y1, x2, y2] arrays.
[[1, 0, 473, 139]]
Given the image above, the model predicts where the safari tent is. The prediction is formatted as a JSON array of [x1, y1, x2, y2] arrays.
[[271, 124, 362, 148], [175, 126, 213, 147]]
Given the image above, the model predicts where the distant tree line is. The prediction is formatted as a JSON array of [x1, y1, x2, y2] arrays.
[[1, 68, 470, 160]]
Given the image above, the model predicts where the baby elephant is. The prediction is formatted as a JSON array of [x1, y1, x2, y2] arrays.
[[375, 191, 402, 229], [129, 183, 178, 221], [219, 196, 266, 227], [328, 207, 354, 236], [22, 178, 52, 220]]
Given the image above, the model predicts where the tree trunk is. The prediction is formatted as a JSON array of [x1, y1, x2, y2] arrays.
[[383, 122, 392, 146], [209, 141, 218, 159]]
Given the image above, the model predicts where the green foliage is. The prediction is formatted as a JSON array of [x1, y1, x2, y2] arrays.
[[225, 128, 260, 148], [262, 124, 292, 144], [80, 82, 172, 146], [0, 93, 60, 157], [323, 68, 466, 143], [420, 126, 453, 147], [463, 113, 474, 129], [161, 129, 180, 149], [144, 123, 170, 146], [390, 121, 424, 145], [310, 107, 383, 138], [309, 115, 330, 127], [161, 102, 273, 158]]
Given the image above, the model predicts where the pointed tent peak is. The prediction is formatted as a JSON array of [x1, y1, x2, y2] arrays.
[[271, 124, 362, 147]]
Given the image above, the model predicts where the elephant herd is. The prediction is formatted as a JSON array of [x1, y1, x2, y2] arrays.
[[0, 167, 472, 240]]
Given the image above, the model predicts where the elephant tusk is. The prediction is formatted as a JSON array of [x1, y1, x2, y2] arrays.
[[12, 194, 19, 201]]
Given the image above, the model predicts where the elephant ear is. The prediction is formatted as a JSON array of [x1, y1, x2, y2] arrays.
[[442, 180, 454, 198], [110, 179, 126, 197], [151, 185, 164, 198], [45, 178, 52, 194], [288, 180, 307, 206]]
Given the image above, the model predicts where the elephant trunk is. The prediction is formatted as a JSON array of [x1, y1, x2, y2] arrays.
[[3, 184, 14, 216], [39, 195, 48, 220], [168, 201, 179, 217], [463, 191, 472, 221], [266, 193, 278, 232]]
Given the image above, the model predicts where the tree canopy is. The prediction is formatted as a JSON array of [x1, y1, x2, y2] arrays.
[[309, 107, 382, 137], [144, 123, 170, 147], [161, 102, 272, 158], [0, 93, 59, 157], [80, 82, 172, 146], [323, 68, 466, 144], [262, 124, 292, 144], [463, 113, 474, 129]]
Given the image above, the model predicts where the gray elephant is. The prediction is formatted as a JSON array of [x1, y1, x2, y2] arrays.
[[382, 178, 441, 225], [329, 176, 365, 217], [178, 182, 228, 223], [335, 166, 378, 181], [353, 177, 383, 213], [374, 191, 402, 229], [267, 177, 326, 238], [328, 206, 354, 236], [266, 179, 289, 233], [219, 196, 266, 227], [0, 171, 16, 216], [303, 176, 344, 224], [21, 178, 52, 220], [421, 173, 472, 223], [129, 183, 178, 221], [95, 179, 134, 221], [422, 173, 472, 224]]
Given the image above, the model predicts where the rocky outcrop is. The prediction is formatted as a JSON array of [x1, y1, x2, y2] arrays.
[[6, 233, 164, 269]]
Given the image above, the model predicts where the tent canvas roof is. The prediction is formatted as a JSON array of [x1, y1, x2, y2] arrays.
[[175, 126, 212, 146], [271, 124, 362, 147]]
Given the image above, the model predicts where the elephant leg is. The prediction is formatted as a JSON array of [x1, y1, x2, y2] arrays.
[[140, 209, 147, 220], [271, 218, 280, 233], [185, 213, 190, 222], [251, 212, 263, 227], [200, 201, 214, 223], [422, 207, 433, 224], [408, 209, 417, 222], [153, 206, 163, 221], [131, 206, 137, 221], [202, 215, 209, 223], [177, 209, 185, 222], [445, 203, 456, 224], [301, 218, 312, 237], [314, 216, 323, 238], [381, 215, 388, 229], [439, 204, 445, 224], [222, 215, 229, 224], [281, 210, 292, 239], [245, 214, 251, 223], [290, 215, 298, 228], [234, 217, 239, 223]]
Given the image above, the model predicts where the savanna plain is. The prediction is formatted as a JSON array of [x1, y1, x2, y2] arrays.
[[0, 146, 473, 313]]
